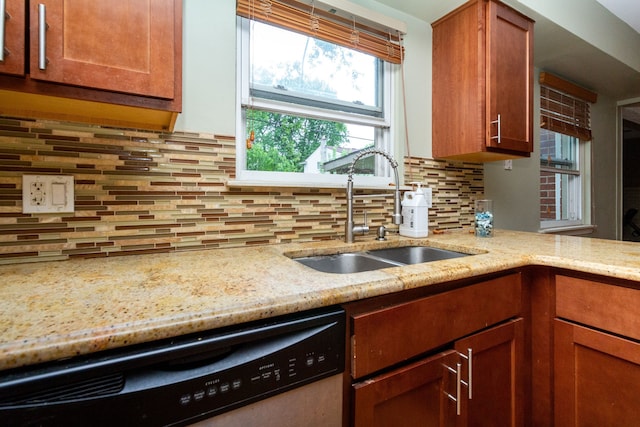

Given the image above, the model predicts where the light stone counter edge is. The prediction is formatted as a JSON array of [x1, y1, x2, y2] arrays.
[[1, 229, 640, 371]]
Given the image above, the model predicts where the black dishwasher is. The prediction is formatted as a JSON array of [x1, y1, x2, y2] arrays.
[[0, 307, 345, 427]]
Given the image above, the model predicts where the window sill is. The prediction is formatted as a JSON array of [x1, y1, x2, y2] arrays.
[[227, 179, 410, 191], [538, 224, 597, 236], [229, 171, 410, 191]]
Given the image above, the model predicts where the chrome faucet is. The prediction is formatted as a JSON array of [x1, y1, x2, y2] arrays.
[[345, 148, 402, 243]]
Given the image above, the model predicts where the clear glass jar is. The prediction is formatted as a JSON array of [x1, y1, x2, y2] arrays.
[[475, 199, 494, 237]]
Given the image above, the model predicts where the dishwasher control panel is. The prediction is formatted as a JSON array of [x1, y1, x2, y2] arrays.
[[165, 326, 342, 424], [0, 308, 346, 427]]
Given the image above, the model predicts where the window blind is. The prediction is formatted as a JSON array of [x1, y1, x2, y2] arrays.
[[236, 0, 405, 64], [540, 72, 597, 141]]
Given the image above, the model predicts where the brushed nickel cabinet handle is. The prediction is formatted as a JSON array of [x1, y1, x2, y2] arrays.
[[444, 362, 462, 416], [460, 348, 473, 399], [0, 0, 6, 62], [38, 3, 47, 70], [491, 114, 502, 144]]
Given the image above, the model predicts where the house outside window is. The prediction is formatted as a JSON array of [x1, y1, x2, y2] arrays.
[[538, 73, 597, 232], [235, 0, 405, 188]]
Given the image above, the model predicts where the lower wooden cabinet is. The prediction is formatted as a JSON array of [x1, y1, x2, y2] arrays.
[[347, 270, 640, 426], [456, 319, 524, 426], [353, 350, 458, 427], [553, 274, 640, 426], [350, 274, 522, 379], [554, 319, 640, 426], [353, 319, 524, 427]]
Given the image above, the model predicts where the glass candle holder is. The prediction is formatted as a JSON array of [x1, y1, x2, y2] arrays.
[[475, 199, 494, 237]]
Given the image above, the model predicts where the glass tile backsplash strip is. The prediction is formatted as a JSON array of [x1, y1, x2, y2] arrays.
[[0, 118, 483, 264]]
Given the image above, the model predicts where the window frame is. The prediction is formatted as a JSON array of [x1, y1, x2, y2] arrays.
[[539, 130, 592, 231], [234, 17, 399, 189]]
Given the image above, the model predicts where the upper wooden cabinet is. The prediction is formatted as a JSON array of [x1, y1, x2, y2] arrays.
[[0, 0, 26, 76], [0, 0, 182, 131], [432, 0, 534, 162], [29, 0, 176, 99]]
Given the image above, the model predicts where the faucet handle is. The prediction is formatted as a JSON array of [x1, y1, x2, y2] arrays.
[[352, 210, 370, 236]]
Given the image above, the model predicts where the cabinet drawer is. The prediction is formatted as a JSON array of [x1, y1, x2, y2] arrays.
[[556, 275, 640, 341], [351, 273, 522, 379]]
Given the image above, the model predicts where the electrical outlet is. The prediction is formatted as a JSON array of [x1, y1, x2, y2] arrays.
[[504, 159, 513, 170], [22, 175, 75, 214], [30, 181, 46, 205]]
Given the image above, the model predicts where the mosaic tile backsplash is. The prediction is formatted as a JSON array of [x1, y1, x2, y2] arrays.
[[0, 118, 483, 264]]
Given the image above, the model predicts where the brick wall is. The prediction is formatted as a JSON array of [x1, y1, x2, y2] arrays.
[[539, 129, 556, 220], [0, 118, 484, 264]]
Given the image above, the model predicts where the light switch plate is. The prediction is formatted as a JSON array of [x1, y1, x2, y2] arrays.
[[22, 175, 75, 213]]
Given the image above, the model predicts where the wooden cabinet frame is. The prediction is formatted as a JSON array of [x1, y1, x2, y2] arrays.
[[28, 0, 176, 99], [353, 350, 459, 427], [554, 319, 640, 426], [345, 267, 640, 426], [455, 319, 525, 426], [0, 0, 182, 131], [0, 0, 26, 76], [345, 272, 526, 426], [432, 0, 533, 161], [527, 270, 640, 427]]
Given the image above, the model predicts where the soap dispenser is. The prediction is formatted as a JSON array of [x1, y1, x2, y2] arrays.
[[399, 182, 431, 238]]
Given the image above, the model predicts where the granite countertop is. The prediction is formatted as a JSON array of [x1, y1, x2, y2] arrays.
[[2, 229, 640, 372]]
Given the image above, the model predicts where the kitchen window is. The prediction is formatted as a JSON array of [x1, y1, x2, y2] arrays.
[[235, 0, 405, 188], [538, 73, 597, 233], [539, 130, 589, 228]]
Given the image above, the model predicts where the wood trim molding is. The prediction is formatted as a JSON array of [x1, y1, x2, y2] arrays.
[[539, 72, 598, 103]]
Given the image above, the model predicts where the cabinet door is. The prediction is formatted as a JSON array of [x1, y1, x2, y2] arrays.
[[353, 351, 459, 427], [29, 0, 177, 98], [351, 274, 522, 379], [485, 0, 533, 153], [0, 0, 25, 75], [432, 0, 533, 161], [431, 0, 484, 161], [455, 318, 524, 427], [554, 319, 640, 427]]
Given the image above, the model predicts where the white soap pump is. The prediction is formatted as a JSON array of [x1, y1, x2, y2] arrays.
[[399, 182, 431, 238]]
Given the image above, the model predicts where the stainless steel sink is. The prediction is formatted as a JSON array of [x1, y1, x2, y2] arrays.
[[366, 246, 468, 265], [293, 246, 470, 274], [294, 253, 401, 274]]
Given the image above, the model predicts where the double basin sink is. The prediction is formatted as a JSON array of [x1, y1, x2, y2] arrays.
[[293, 245, 470, 274]]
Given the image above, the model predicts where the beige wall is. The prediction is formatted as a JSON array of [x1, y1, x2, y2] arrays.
[[590, 95, 619, 239], [174, 0, 435, 159], [484, 74, 620, 239], [175, 1, 236, 136]]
